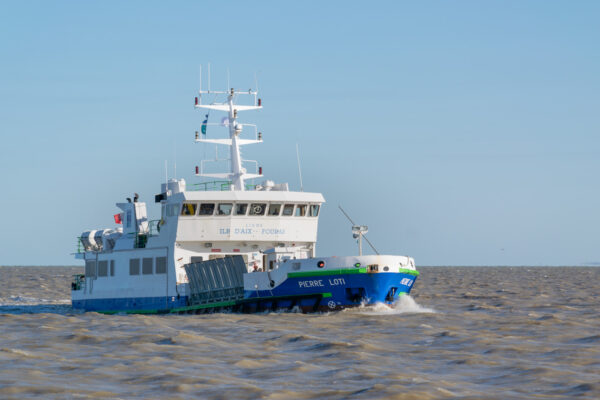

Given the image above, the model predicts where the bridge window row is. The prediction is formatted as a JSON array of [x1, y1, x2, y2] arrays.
[[129, 257, 167, 276], [84, 260, 115, 278], [86, 258, 167, 278], [180, 202, 320, 218]]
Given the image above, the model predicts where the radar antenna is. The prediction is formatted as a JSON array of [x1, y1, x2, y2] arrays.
[[193, 68, 263, 191], [338, 205, 380, 256]]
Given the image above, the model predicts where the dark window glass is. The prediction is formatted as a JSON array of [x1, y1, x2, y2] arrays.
[[217, 203, 233, 216], [199, 203, 215, 216], [282, 204, 294, 216], [181, 203, 197, 216], [268, 204, 282, 216], [85, 261, 96, 278], [156, 257, 167, 274], [142, 258, 153, 274], [249, 203, 267, 216], [235, 203, 248, 215], [129, 259, 140, 275], [98, 261, 108, 277], [295, 204, 307, 216], [110, 260, 115, 276], [309, 205, 320, 217]]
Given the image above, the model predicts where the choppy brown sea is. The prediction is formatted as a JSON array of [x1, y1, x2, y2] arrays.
[[0, 266, 598, 399]]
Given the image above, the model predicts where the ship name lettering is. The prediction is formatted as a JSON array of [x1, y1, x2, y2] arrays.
[[261, 228, 286, 235], [298, 280, 324, 288], [328, 278, 346, 286]]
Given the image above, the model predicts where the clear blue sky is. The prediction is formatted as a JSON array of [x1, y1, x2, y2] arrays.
[[1, 1, 598, 266]]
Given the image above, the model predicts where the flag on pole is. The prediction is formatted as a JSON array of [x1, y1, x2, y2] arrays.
[[114, 213, 122, 224], [201, 114, 208, 135]]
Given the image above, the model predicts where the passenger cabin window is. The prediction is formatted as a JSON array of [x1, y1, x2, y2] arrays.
[[129, 258, 140, 275], [181, 203, 197, 216], [156, 257, 167, 274], [98, 260, 108, 277], [217, 203, 233, 216], [282, 204, 294, 216], [110, 260, 115, 276], [249, 203, 267, 216], [85, 260, 96, 278], [309, 205, 320, 217], [199, 203, 215, 216], [268, 204, 282, 216], [295, 204, 307, 217], [235, 203, 248, 215], [142, 258, 153, 274]]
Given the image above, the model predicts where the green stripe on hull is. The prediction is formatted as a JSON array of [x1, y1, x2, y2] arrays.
[[399, 269, 420, 276], [288, 267, 367, 278], [287, 267, 419, 278], [170, 300, 237, 313]]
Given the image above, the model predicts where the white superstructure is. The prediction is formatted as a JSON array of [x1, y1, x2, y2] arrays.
[[72, 85, 325, 309]]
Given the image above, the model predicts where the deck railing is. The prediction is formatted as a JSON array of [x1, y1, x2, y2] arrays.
[[188, 180, 257, 191]]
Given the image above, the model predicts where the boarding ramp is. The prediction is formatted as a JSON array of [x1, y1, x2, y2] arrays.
[[184, 256, 246, 305]]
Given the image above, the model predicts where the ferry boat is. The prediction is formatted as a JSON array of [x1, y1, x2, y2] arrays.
[[71, 82, 419, 314]]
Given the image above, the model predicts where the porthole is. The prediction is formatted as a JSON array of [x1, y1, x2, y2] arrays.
[[317, 260, 325, 268], [383, 266, 389, 272]]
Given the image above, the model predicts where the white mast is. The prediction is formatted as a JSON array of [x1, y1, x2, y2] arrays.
[[194, 84, 263, 191]]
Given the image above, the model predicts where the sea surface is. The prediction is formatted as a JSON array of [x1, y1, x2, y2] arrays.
[[0, 266, 598, 399]]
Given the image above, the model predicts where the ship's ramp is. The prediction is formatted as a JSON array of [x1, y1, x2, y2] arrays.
[[184, 256, 246, 305]]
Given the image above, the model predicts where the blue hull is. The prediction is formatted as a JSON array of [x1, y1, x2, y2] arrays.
[[72, 272, 417, 313], [245, 272, 417, 311]]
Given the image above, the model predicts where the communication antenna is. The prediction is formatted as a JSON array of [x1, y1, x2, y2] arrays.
[[254, 72, 259, 105], [296, 143, 304, 192], [208, 63, 211, 92], [173, 142, 177, 178], [338, 205, 380, 256]]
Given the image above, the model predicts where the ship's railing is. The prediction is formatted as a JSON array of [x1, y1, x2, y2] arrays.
[[189, 180, 256, 191], [130, 220, 162, 249], [148, 220, 161, 236], [71, 274, 85, 291], [75, 237, 84, 254]]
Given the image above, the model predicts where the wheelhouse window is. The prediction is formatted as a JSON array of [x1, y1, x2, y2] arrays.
[[181, 203, 197, 216], [235, 203, 248, 216], [309, 205, 320, 217], [295, 204, 307, 217], [282, 204, 294, 216], [249, 203, 267, 216], [217, 203, 233, 216], [267, 204, 282, 216], [199, 203, 215, 216]]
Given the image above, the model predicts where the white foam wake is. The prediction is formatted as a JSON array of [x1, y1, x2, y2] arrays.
[[347, 295, 436, 315]]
